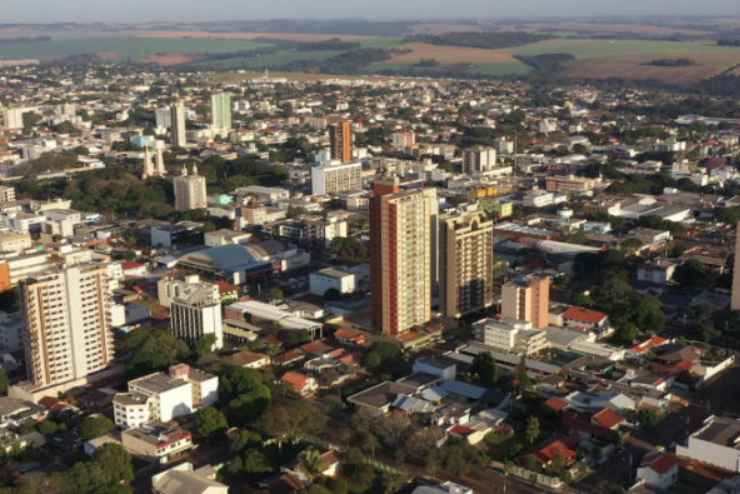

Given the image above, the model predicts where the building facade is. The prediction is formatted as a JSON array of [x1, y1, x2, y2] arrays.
[[20, 262, 115, 389], [311, 160, 362, 196], [501, 275, 551, 330], [439, 211, 494, 318], [170, 283, 224, 350], [329, 120, 353, 163], [370, 173, 438, 336], [173, 165, 207, 211], [211, 92, 232, 133], [170, 102, 187, 148], [463, 147, 497, 176]]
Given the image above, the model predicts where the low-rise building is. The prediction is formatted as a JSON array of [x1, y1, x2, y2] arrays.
[[309, 268, 356, 297], [676, 415, 740, 472], [122, 422, 193, 463], [473, 318, 548, 356]]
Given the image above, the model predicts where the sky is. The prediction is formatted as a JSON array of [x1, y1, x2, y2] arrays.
[[2, 0, 739, 23]]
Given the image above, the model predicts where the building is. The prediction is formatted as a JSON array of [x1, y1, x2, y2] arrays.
[[152, 462, 229, 494], [309, 267, 356, 297], [329, 119, 353, 163], [2, 108, 24, 130], [676, 415, 740, 472], [463, 147, 497, 176], [174, 165, 207, 211], [157, 274, 219, 309], [391, 131, 416, 150], [0, 186, 16, 204], [732, 222, 740, 311], [113, 364, 218, 428], [473, 318, 548, 356], [501, 275, 551, 329], [155, 106, 171, 130], [0, 231, 32, 254], [311, 160, 362, 196], [546, 175, 603, 194], [439, 211, 494, 318], [121, 422, 193, 463], [170, 281, 224, 350], [211, 92, 232, 133], [635, 453, 679, 490], [20, 262, 115, 391], [170, 101, 187, 147], [370, 173, 438, 336]]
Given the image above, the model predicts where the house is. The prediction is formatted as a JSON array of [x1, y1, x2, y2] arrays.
[[333, 327, 367, 347], [121, 422, 193, 463], [281, 371, 318, 397], [121, 261, 148, 278], [152, 462, 229, 494], [412, 356, 457, 381], [224, 350, 271, 369], [535, 439, 577, 467], [635, 453, 679, 490], [591, 408, 626, 431], [631, 336, 670, 355], [562, 306, 609, 333], [637, 260, 677, 285], [676, 415, 740, 472]]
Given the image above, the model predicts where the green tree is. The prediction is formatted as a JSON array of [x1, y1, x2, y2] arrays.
[[269, 287, 284, 302], [195, 407, 228, 442], [242, 449, 272, 475], [525, 416, 540, 445], [471, 352, 499, 388], [94, 444, 134, 486], [80, 415, 114, 441], [674, 259, 713, 289], [258, 395, 326, 442]]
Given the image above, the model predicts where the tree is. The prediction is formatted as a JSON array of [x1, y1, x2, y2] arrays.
[[471, 352, 499, 388], [258, 395, 326, 442], [269, 287, 284, 302], [242, 449, 273, 475], [195, 407, 228, 442], [193, 334, 217, 358], [0, 369, 8, 395], [219, 366, 272, 426], [616, 323, 639, 343], [675, 259, 713, 289], [80, 414, 114, 441], [94, 444, 134, 486], [525, 416, 540, 445]]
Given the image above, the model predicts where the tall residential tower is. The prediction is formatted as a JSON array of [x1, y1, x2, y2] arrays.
[[170, 101, 187, 148], [329, 120, 353, 163]]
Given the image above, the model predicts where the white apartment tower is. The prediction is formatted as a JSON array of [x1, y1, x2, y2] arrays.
[[21, 262, 115, 390], [173, 165, 207, 211], [463, 147, 497, 175], [311, 160, 362, 196], [211, 92, 232, 133], [170, 283, 223, 350], [170, 101, 187, 147]]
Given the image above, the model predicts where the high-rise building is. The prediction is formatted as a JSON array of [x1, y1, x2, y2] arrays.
[[2, 108, 25, 130], [463, 147, 498, 175], [329, 120, 353, 163], [20, 262, 115, 390], [501, 275, 551, 330], [370, 173, 438, 336], [311, 160, 362, 196], [439, 211, 494, 318], [155, 106, 172, 130], [0, 185, 16, 204], [170, 102, 187, 148], [211, 92, 232, 133], [173, 165, 207, 211], [732, 222, 740, 311], [170, 283, 223, 350]]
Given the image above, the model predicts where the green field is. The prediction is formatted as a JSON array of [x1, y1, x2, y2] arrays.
[[191, 49, 345, 70], [508, 39, 740, 59], [0, 37, 271, 61]]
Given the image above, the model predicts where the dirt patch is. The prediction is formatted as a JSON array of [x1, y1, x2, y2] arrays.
[[136, 31, 374, 43], [564, 53, 740, 84], [142, 52, 201, 65], [388, 42, 514, 65], [95, 51, 121, 62]]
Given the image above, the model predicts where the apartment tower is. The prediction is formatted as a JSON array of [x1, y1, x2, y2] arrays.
[[21, 262, 115, 390], [370, 173, 438, 336], [211, 92, 232, 133], [170, 101, 187, 148], [329, 120, 353, 163], [173, 165, 207, 211], [501, 275, 551, 329], [732, 222, 740, 311], [439, 211, 494, 318]]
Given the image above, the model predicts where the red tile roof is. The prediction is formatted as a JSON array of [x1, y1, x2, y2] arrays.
[[648, 454, 678, 475], [281, 371, 312, 392], [592, 408, 625, 430], [563, 306, 607, 325], [301, 340, 334, 355], [536, 440, 577, 465], [631, 336, 669, 354], [545, 397, 570, 412]]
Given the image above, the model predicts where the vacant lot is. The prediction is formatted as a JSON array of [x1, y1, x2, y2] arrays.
[[388, 42, 514, 65]]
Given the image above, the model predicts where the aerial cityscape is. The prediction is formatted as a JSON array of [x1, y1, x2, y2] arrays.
[[3, 7, 740, 494]]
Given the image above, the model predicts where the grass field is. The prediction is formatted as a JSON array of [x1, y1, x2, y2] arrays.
[[0, 37, 270, 61]]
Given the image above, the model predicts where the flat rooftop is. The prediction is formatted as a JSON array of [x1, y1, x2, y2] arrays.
[[695, 417, 740, 448]]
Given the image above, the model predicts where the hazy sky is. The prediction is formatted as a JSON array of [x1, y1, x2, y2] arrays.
[[3, 0, 739, 23]]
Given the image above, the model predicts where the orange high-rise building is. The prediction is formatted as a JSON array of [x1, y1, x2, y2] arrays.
[[329, 119, 353, 163], [501, 275, 551, 329], [369, 173, 438, 336]]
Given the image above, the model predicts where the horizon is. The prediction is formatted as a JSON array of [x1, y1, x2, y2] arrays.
[[2, 0, 740, 24]]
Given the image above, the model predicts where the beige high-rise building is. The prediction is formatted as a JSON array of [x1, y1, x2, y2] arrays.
[[21, 262, 115, 390], [370, 174, 438, 336], [501, 274, 551, 329], [311, 160, 362, 196], [173, 165, 207, 211], [0, 185, 16, 203], [439, 211, 494, 318], [732, 222, 740, 311]]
